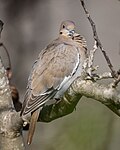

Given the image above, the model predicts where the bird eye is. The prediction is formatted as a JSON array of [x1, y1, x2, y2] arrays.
[[60, 32, 62, 34], [62, 25, 65, 28]]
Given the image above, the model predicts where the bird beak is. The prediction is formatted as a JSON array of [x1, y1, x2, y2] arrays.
[[69, 30, 75, 36]]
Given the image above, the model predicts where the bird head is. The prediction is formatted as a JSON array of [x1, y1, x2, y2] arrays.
[[59, 20, 75, 38]]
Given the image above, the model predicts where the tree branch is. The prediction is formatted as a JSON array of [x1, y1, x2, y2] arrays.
[[0, 20, 24, 150], [79, 0, 116, 77], [112, 70, 120, 87], [39, 87, 82, 122], [0, 43, 12, 71], [0, 57, 24, 150], [0, 20, 4, 37], [39, 78, 120, 123]]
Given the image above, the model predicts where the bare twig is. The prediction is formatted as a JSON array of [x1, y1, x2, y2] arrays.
[[80, 0, 116, 77], [86, 41, 98, 76], [110, 69, 120, 88], [96, 72, 113, 80], [88, 41, 98, 68], [0, 20, 4, 36], [0, 20, 12, 80], [112, 75, 120, 88], [0, 43, 12, 73], [86, 72, 113, 81]]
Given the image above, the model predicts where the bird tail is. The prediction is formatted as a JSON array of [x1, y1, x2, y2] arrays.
[[27, 108, 41, 145]]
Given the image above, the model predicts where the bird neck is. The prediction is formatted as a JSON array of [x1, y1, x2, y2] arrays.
[[59, 35, 73, 41]]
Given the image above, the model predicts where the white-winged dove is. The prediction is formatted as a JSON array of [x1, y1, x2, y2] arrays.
[[20, 20, 87, 145]]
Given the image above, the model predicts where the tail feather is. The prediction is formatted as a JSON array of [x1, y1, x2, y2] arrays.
[[27, 108, 41, 145]]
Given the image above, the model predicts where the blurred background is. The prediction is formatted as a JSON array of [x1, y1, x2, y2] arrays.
[[0, 0, 120, 149]]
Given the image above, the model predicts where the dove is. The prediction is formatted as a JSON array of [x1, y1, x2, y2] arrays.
[[20, 20, 87, 145]]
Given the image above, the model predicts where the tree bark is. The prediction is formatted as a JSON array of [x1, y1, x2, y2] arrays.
[[0, 57, 24, 150]]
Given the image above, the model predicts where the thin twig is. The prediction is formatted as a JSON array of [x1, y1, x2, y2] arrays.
[[112, 70, 120, 87], [0, 20, 12, 81], [0, 20, 12, 72], [113, 75, 120, 87], [0, 43, 12, 70], [0, 20, 4, 35], [92, 72, 113, 81], [85, 41, 98, 76], [97, 72, 113, 80], [88, 41, 97, 68], [80, 0, 116, 77]]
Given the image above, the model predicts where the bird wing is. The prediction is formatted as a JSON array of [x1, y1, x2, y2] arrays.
[[21, 40, 80, 116]]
